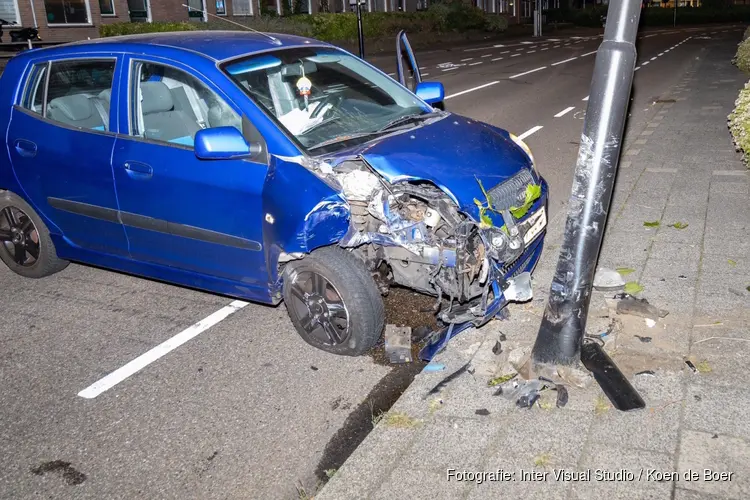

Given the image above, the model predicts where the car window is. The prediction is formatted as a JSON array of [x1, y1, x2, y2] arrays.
[[23, 59, 116, 132], [129, 61, 242, 148]]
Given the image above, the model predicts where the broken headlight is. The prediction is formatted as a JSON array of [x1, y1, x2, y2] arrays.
[[509, 133, 536, 171]]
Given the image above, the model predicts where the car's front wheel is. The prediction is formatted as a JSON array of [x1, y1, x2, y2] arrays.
[[0, 191, 69, 278], [282, 246, 384, 356]]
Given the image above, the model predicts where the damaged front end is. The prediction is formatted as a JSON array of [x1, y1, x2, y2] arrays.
[[317, 157, 548, 361]]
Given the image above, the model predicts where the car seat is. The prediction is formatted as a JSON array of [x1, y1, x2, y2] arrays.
[[139, 81, 202, 146]]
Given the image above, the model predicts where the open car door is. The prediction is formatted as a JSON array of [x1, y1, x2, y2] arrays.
[[396, 30, 421, 92], [395, 30, 445, 110]]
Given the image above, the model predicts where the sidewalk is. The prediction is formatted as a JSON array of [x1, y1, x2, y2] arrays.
[[315, 34, 750, 500]]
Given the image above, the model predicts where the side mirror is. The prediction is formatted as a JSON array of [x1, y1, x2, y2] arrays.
[[194, 126, 261, 160], [415, 81, 445, 109]]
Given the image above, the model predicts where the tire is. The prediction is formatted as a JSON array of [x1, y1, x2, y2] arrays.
[[0, 191, 69, 278], [282, 245, 385, 356]]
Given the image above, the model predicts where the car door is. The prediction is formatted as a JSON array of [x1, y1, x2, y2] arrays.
[[6, 55, 129, 256], [111, 55, 268, 286], [396, 30, 422, 92]]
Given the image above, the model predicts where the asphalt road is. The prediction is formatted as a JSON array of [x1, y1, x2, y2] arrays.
[[1, 24, 744, 500]]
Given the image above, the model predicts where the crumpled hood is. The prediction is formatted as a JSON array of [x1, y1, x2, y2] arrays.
[[349, 114, 534, 218]]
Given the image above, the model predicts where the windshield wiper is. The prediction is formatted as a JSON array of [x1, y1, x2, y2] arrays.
[[308, 131, 386, 151], [376, 113, 432, 132]]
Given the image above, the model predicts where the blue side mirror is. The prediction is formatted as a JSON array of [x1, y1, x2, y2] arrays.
[[194, 126, 261, 160], [415, 81, 445, 108]]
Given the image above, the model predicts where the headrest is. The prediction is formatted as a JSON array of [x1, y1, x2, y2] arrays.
[[47, 94, 93, 122], [98, 88, 111, 103], [140, 81, 174, 114]]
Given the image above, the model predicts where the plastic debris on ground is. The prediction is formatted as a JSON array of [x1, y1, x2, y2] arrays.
[[593, 267, 626, 291], [614, 293, 669, 321], [384, 325, 412, 364]]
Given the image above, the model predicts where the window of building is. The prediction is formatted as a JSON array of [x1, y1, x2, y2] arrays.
[[232, 0, 253, 15], [215, 0, 227, 14], [45, 0, 92, 25], [0, 0, 21, 24], [99, 0, 115, 15], [22, 59, 116, 132]]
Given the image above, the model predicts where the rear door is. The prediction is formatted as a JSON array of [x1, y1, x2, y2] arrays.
[[7, 55, 129, 256], [396, 30, 422, 92], [110, 55, 269, 286]]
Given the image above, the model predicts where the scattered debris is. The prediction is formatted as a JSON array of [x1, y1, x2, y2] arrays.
[[645, 318, 657, 328], [492, 340, 503, 355], [475, 408, 490, 416], [615, 294, 668, 321], [384, 325, 412, 364], [581, 342, 645, 411], [310, 365, 319, 371], [696, 361, 712, 373], [534, 452, 553, 467], [668, 222, 689, 229], [643, 220, 660, 228], [412, 326, 432, 342], [428, 399, 443, 414], [712, 434, 719, 439], [381, 411, 421, 429], [488, 373, 517, 387], [594, 395, 611, 415], [685, 359, 699, 373], [678, 274, 688, 279], [635, 370, 656, 377], [498, 332, 507, 342], [594, 267, 626, 291], [30, 461, 86, 486], [728, 259, 737, 266], [555, 385, 569, 408], [324, 469, 337, 479], [623, 282, 645, 295], [616, 267, 636, 276], [423, 363, 446, 372], [557, 365, 594, 389], [634, 335, 653, 343], [422, 361, 471, 399]]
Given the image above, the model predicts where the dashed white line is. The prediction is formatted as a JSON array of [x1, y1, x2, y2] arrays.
[[516, 48, 524, 51], [642, 61, 650, 66], [554, 106, 575, 118], [528, 50, 537, 54], [517, 125, 543, 140], [582, 95, 589, 101], [442, 67, 459, 72], [552, 57, 577, 66], [419, 66, 427, 70], [509, 66, 546, 79], [650, 57, 657, 61], [511, 53, 521, 57], [77, 300, 249, 399], [469, 61, 483, 66], [658, 52, 665, 56], [541, 48, 549, 51], [491, 57, 504, 61], [634, 66, 641, 71], [501, 50, 510, 54], [460, 57, 474, 62], [581, 50, 597, 57], [445, 80, 500, 100], [422, 72, 430, 76], [482, 54, 492, 58]]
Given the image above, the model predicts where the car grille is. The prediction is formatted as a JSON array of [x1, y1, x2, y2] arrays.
[[487, 169, 535, 211]]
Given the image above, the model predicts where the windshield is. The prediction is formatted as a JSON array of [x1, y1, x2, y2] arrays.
[[221, 47, 434, 154]]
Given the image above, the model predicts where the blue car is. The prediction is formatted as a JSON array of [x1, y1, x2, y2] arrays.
[[0, 31, 548, 359]]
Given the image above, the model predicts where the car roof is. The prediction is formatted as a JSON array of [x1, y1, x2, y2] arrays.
[[18, 30, 335, 63]]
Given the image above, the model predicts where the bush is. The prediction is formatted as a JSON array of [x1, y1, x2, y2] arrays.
[[99, 21, 198, 38], [734, 36, 750, 74], [484, 15, 509, 33], [728, 82, 750, 167]]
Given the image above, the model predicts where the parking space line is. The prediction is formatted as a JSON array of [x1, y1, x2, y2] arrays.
[[554, 106, 575, 118], [510, 66, 546, 79], [445, 80, 500, 99], [77, 300, 249, 399], [517, 125, 543, 140]]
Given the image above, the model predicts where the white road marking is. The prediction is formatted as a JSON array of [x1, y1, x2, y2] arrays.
[[521, 41, 534, 44], [650, 57, 657, 61], [581, 50, 597, 57], [554, 106, 575, 118], [442, 67, 459, 72], [491, 57, 504, 61], [481, 54, 492, 58], [501, 50, 510, 54], [78, 300, 249, 399], [461, 57, 474, 62], [422, 72, 430, 76], [469, 61, 483, 66], [552, 57, 577, 66], [553, 45, 561, 48], [419, 66, 427, 70], [445, 80, 500, 99], [494, 44, 506, 48], [511, 53, 521, 57], [541, 48, 549, 51], [642, 61, 650, 66], [528, 50, 537, 54], [634, 66, 641, 71], [582, 95, 589, 101], [517, 125, 543, 140], [509, 66, 546, 79], [659, 52, 664, 56], [516, 48, 524, 51]]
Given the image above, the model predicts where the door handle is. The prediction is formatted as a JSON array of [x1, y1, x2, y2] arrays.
[[123, 161, 153, 178], [14, 139, 37, 158]]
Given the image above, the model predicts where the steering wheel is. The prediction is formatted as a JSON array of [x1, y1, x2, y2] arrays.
[[310, 93, 344, 120]]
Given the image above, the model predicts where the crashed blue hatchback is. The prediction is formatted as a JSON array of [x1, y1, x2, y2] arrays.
[[0, 31, 547, 359]]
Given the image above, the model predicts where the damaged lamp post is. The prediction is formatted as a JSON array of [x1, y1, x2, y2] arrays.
[[530, 0, 645, 409], [351, 0, 365, 59]]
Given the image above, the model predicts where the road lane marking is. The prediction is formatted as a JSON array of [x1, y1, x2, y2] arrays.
[[552, 57, 577, 66], [501, 50, 510, 54], [582, 95, 589, 101], [581, 50, 597, 57], [516, 48, 524, 51], [461, 57, 474, 62], [469, 61, 483, 66], [491, 57, 504, 61], [642, 61, 650, 66], [422, 72, 430, 76], [554, 106, 575, 118], [509, 66, 546, 79], [541, 48, 549, 51], [77, 300, 249, 399], [528, 50, 537, 54], [634, 66, 641, 71], [659, 52, 664, 56], [482, 54, 492, 58], [445, 80, 500, 99], [650, 57, 657, 61], [517, 125, 543, 140], [419, 66, 427, 70], [511, 53, 521, 57], [442, 67, 459, 72]]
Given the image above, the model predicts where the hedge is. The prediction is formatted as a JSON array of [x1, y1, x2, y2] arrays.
[[730, 33, 750, 167], [547, 6, 750, 28], [100, 3, 508, 42]]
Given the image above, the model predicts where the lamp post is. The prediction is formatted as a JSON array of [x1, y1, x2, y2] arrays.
[[531, 0, 643, 366]]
